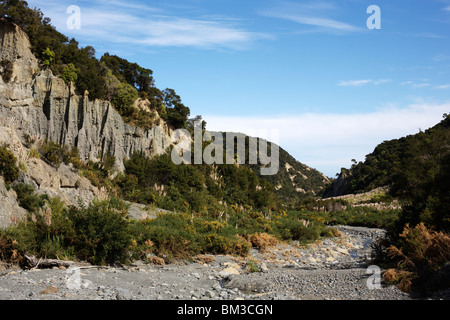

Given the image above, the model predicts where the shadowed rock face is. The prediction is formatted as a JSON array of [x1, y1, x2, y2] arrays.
[[0, 19, 173, 172]]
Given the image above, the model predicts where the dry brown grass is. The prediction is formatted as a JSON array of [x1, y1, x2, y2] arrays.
[[245, 233, 278, 252], [383, 268, 416, 293], [383, 223, 450, 293], [194, 254, 216, 264], [147, 256, 165, 265], [330, 228, 343, 238]]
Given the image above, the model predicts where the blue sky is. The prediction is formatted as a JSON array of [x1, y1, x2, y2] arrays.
[[27, 0, 450, 177]]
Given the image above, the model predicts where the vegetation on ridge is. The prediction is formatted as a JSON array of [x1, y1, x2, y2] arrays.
[[0, 0, 190, 130]]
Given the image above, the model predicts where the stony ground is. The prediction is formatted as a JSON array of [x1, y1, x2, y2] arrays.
[[0, 226, 446, 300]]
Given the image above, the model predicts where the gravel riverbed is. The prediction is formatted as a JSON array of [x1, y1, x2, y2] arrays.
[[0, 226, 445, 300]]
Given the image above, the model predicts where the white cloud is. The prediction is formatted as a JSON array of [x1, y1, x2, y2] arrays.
[[438, 84, 450, 89], [203, 103, 450, 177], [283, 15, 359, 31], [401, 80, 432, 88], [413, 83, 432, 88], [27, 0, 268, 50], [97, 0, 161, 13], [414, 32, 446, 39], [338, 79, 372, 86], [130, 17, 268, 49], [338, 79, 391, 86], [434, 54, 450, 62], [373, 79, 392, 85], [260, 2, 360, 33]]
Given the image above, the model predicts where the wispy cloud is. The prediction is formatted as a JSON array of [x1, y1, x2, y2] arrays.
[[203, 103, 450, 176], [127, 16, 267, 49], [338, 79, 391, 86], [413, 83, 432, 88], [28, 0, 269, 50], [434, 54, 450, 62], [438, 84, 450, 89], [413, 32, 446, 39], [401, 80, 432, 88], [373, 79, 392, 85], [338, 79, 372, 86], [260, 1, 361, 33], [97, 0, 161, 13]]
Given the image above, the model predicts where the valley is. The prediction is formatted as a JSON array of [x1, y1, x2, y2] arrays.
[[0, 1, 448, 302]]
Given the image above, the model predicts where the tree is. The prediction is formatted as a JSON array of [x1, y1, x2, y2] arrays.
[[100, 53, 154, 93], [163, 88, 190, 129], [111, 82, 138, 117], [61, 63, 78, 84], [187, 115, 206, 132], [41, 47, 54, 67], [391, 116, 450, 233], [73, 48, 107, 100]]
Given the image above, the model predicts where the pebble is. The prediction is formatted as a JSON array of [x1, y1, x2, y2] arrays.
[[115, 288, 131, 300], [205, 290, 215, 298]]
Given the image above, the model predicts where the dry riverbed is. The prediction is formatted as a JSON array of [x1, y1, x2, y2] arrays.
[[0, 226, 444, 301]]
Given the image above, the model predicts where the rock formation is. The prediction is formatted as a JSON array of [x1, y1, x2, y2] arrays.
[[0, 19, 173, 227], [0, 19, 173, 172]]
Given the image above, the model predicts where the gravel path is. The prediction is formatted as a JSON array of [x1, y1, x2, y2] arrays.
[[0, 226, 437, 300]]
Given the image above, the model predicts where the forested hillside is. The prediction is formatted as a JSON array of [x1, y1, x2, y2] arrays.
[[204, 131, 329, 203], [321, 114, 450, 294]]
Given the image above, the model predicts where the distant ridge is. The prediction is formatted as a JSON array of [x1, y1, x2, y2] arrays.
[[208, 131, 330, 201], [324, 113, 450, 198]]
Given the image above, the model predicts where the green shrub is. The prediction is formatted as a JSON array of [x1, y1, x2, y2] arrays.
[[128, 212, 253, 263], [326, 207, 399, 229], [201, 233, 250, 256], [66, 197, 132, 265], [247, 259, 260, 273], [124, 109, 155, 131], [0, 145, 20, 183], [0, 197, 134, 266], [38, 140, 81, 168], [284, 221, 319, 242], [114, 173, 156, 204], [12, 183, 48, 212], [38, 139, 66, 167], [0, 59, 13, 83], [140, 225, 197, 262], [1, 196, 76, 263]]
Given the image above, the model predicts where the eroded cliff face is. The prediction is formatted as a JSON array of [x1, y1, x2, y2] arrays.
[[0, 19, 173, 172], [0, 125, 99, 225], [0, 20, 173, 227]]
